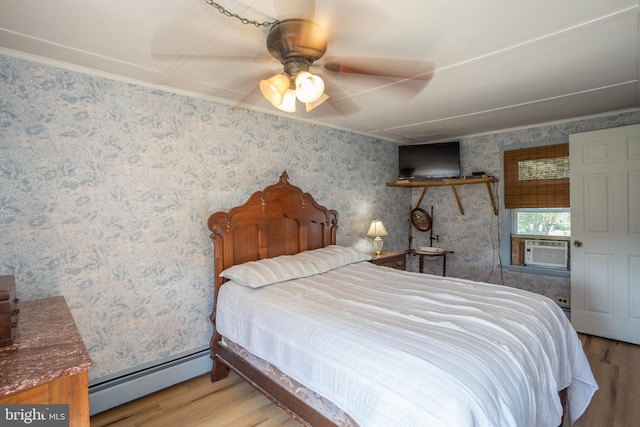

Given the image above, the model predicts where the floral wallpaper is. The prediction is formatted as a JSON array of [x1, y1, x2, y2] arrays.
[[2, 52, 639, 385], [0, 55, 407, 383]]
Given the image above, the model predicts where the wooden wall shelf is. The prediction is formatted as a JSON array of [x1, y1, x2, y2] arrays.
[[386, 177, 499, 215]]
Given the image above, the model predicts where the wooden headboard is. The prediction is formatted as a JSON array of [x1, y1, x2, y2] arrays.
[[207, 171, 339, 286], [207, 171, 338, 379]]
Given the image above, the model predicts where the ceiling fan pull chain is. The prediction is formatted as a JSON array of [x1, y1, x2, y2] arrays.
[[203, 0, 280, 28]]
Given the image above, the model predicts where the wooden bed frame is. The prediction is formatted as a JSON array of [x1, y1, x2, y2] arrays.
[[207, 171, 567, 427], [207, 171, 340, 426]]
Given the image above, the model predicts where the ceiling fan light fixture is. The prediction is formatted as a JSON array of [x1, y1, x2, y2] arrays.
[[306, 93, 329, 112], [295, 71, 325, 103], [260, 73, 291, 106], [275, 88, 297, 113]]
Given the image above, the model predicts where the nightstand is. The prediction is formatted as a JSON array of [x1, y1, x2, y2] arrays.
[[369, 251, 407, 271]]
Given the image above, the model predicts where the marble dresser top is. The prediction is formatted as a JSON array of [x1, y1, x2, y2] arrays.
[[0, 295, 92, 396]]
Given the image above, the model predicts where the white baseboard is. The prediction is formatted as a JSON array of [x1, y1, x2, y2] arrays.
[[89, 349, 213, 415]]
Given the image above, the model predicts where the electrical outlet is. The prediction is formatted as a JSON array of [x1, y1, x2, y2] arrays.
[[554, 296, 571, 308]]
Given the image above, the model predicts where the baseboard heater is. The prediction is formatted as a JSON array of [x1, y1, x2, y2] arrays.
[[89, 348, 212, 415]]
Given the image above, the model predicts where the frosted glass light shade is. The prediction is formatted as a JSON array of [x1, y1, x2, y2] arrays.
[[295, 71, 325, 103], [260, 74, 290, 106], [306, 93, 329, 112], [275, 89, 297, 113]]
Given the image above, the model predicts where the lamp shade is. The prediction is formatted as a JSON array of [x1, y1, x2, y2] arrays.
[[367, 220, 388, 237], [260, 73, 290, 106], [295, 71, 325, 103], [275, 88, 297, 113]]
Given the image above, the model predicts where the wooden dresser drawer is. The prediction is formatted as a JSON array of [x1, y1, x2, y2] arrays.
[[369, 251, 407, 271], [0, 275, 18, 347]]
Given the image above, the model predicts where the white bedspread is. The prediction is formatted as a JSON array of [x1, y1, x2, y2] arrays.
[[217, 262, 597, 427]]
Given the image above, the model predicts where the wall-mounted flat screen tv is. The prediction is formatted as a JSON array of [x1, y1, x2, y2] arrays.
[[398, 141, 461, 180]]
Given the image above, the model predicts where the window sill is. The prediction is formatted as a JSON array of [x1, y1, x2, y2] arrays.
[[502, 264, 570, 278]]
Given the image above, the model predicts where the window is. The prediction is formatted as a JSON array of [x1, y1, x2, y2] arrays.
[[512, 208, 571, 236], [500, 140, 571, 276]]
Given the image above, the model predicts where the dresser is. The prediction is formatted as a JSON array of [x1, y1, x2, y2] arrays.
[[368, 250, 407, 271], [0, 296, 92, 427]]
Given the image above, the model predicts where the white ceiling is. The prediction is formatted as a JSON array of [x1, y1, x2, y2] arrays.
[[1, 0, 638, 144]]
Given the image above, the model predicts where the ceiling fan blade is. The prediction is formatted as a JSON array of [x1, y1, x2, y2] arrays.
[[234, 85, 265, 110], [315, 72, 360, 116], [273, 0, 315, 21], [313, 1, 386, 47], [323, 57, 435, 81], [151, 53, 274, 63], [151, 17, 269, 62], [379, 76, 433, 100], [229, 67, 283, 110]]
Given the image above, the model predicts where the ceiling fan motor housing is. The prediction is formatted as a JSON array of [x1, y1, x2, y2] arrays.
[[266, 19, 327, 65]]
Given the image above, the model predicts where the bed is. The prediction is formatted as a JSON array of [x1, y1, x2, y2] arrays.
[[207, 171, 597, 427]]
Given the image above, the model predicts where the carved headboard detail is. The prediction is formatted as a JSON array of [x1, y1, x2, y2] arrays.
[[207, 170, 338, 290]]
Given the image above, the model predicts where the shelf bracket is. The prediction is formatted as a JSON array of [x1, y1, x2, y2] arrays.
[[450, 185, 464, 215], [485, 180, 498, 215], [416, 187, 429, 209]]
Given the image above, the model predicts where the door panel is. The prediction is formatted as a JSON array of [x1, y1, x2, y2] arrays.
[[583, 253, 612, 314], [632, 256, 640, 320], [570, 124, 640, 345], [583, 174, 611, 234], [630, 171, 640, 235]]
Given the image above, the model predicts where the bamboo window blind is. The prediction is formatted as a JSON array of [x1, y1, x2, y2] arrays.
[[503, 143, 569, 208]]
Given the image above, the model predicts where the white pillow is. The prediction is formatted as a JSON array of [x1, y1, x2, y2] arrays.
[[220, 254, 322, 288], [294, 245, 371, 273]]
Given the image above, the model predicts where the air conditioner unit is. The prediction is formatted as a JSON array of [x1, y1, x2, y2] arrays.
[[524, 240, 568, 269]]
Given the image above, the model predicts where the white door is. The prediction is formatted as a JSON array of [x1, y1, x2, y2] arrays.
[[570, 124, 640, 345]]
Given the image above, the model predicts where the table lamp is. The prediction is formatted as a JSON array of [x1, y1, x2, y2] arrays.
[[367, 220, 388, 255]]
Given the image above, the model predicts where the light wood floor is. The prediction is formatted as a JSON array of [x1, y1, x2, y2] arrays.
[[91, 333, 639, 427]]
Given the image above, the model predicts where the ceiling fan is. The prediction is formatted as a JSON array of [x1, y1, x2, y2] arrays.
[[194, 0, 435, 114]]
